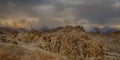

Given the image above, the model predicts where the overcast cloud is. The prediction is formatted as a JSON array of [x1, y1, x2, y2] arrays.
[[0, 0, 120, 30]]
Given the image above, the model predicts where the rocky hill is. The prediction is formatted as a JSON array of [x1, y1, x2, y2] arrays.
[[0, 26, 119, 60], [87, 31, 120, 60]]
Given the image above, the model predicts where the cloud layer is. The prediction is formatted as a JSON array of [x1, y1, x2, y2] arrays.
[[0, 0, 120, 30]]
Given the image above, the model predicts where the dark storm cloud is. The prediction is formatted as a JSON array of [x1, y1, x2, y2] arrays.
[[75, 4, 120, 24], [0, 0, 47, 17], [0, 0, 120, 29], [39, 0, 120, 25]]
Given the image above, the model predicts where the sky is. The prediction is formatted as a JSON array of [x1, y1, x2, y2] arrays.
[[0, 0, 120, 31]]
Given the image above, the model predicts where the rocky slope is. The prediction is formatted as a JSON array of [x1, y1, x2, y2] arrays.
[[0, 26, 119, 60], [87, 31, 120, 60]]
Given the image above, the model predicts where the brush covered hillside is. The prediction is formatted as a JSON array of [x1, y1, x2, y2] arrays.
[[0, 26, 119, 60]]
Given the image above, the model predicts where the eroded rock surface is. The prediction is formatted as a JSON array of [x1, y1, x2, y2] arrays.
[[0, 26, 105, 60]]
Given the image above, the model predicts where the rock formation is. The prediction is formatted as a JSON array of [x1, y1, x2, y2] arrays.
[[1, 26, 119, 60]]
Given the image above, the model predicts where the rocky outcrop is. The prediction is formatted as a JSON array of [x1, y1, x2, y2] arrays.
[[87, 31, 120, 60], [0, 26, 104, 60]]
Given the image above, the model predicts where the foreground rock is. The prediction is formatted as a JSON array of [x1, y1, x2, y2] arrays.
[[0, 43, 68, 60]]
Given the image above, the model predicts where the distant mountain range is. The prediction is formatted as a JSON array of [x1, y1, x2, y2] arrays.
[[85, 26, 120, 34], [0, 26, 119, 34]]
